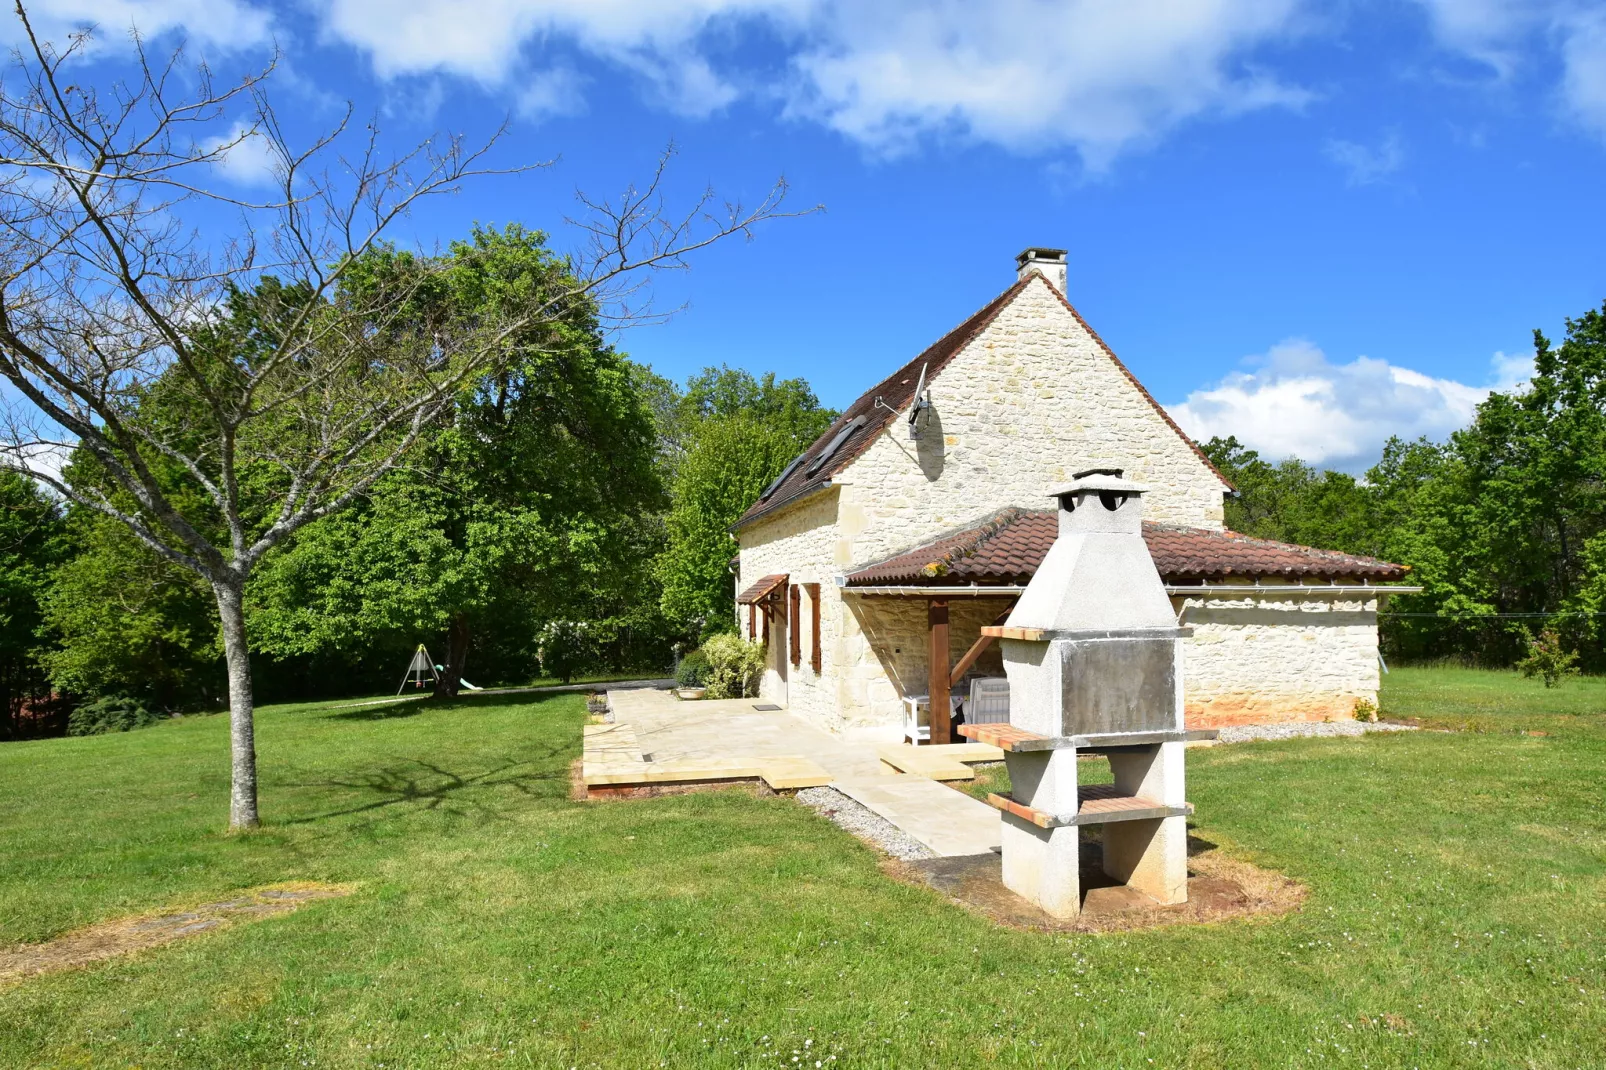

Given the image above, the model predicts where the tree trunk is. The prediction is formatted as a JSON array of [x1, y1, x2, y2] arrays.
[[437, 612, 470, 699], [212, 576, 259, 830]]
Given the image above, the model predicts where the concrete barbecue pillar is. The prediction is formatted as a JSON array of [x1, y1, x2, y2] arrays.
[[1102, 740, 1188, 904], [1001, 747, 1081, 918]]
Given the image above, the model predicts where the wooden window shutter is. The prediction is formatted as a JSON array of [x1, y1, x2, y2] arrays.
[[747, 603, 756, 640], [788, 584, 801, 667], [805, 583, 821, 673]]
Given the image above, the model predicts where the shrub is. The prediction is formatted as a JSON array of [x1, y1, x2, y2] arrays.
[[67, 695, 163, 737], [536, 620, 592, 684], [675, 649, 710, 689], [1353, 697, 1379, 723], [1516, 628, 1580, 688], [700, 633, 765, 699]]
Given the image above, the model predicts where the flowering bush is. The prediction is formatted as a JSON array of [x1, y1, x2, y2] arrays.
[[700, 633, 765, 699], [536, 620, 592, 684]]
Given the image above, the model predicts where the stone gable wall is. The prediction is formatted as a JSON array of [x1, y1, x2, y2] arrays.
[[834, 277, 1225, 568]]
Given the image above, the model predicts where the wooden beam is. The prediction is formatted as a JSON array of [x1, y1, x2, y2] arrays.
[[928, 599, 951, 745], [788, 584, 801, 667], [980, 625, 1047, 641], [805, 583, 821, 673], [949, 603, 1017, 688]]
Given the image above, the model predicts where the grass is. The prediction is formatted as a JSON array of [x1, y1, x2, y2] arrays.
[[1, 670, 1603, 1068]]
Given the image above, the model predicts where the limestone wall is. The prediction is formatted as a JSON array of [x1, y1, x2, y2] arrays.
[[1173, 590, 1381, 726], [834, 277, 1226, 568], [735, 490, 842, 728]]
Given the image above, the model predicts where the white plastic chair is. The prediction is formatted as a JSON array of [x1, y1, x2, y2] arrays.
[[902, 694, 965, 745], [966, 677, 1011, 725]]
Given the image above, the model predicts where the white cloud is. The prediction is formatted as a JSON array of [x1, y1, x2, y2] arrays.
[[1324, 131, 1404, 185], [1557, 8, 1606, 138], [202, 121, 281, 187], [1415, 0, 1606, 139], [518, 67, 588, 121], [785, 0, 1311, 163], [311, 0, 1313, 164], [311, 0, 783, 116], [1, 0, 270, 52], [1167, 338, 1532, 472]]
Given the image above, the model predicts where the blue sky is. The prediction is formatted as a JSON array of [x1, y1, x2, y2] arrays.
[[16, 0, 1606, 471]]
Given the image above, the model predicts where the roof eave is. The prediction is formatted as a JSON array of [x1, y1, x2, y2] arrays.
[[730, 478, 838, 534]]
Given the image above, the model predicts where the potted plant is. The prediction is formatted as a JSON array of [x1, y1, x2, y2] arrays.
[[674, 649, 710, 699]]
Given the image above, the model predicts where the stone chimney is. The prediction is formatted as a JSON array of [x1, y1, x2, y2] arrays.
[[1015, 247, 1067, 293]]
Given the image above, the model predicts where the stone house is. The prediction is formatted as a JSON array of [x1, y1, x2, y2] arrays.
[[731, 249, 1415, 742]]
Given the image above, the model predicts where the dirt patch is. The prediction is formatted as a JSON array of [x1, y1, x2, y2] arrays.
[[885, 834, 1305, 934], [0, 883, 352, 986]]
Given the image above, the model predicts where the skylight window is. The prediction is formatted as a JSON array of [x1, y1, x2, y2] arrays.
[[760, 452, 807, 500], [805, 416, 866, 478]]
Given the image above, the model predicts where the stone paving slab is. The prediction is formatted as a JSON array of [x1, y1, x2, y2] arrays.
[[831, 776, 1002, 857], [602, 689, 1003, 856]]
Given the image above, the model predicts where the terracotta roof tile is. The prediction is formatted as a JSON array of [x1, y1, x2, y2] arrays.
[[844, 509, 1409, 586], [736, 573, 789, 604]]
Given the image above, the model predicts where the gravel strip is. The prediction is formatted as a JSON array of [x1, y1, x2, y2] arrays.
[[795, 786, 937, 861], [1216, 721, 1416, 743]]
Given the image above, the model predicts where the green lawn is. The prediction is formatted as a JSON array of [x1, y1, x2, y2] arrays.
[[1, 669, 1603, 1068]]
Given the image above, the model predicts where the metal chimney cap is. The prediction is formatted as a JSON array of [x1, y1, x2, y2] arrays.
[[1049, 470, 1149, 497]]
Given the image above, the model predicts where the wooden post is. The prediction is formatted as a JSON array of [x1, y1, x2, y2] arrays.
[[928, 599, 951, 745], [789, 584, 801, 667]]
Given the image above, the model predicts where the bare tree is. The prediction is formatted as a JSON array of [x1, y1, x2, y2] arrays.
[[0, 4, 805, 829]]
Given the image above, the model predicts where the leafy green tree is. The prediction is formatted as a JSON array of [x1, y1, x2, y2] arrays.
[[0, 472, 65, 738], [679, 365, 836, 442], [647, 365, 834, 483], [1200, 436, 1377, 554], [657, 414, 808, 633], [652, 366, 834, 636], [250, 227, 667, 696], [40, 512, 221, 711]]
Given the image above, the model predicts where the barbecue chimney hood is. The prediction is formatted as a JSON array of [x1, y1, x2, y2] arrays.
[[1000, 468, 1188, 739]]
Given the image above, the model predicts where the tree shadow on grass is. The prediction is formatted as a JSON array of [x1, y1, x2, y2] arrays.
[[322, 690, 575, 722], [281, 746, 571, 826], [426, 691, 581, 712], [326, 699, 430, 721]]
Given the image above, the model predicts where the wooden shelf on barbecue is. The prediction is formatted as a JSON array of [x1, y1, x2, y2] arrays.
[[985, 785, 1193, 829], [959, 724, 1219, 752], [959, 723, 1054, 751]]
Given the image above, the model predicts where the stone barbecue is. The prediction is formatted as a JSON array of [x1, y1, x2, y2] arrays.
[[961, 469, 1207, 918]]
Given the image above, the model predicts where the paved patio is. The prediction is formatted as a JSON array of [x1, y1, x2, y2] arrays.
[[601, 689, 1003, 857]]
